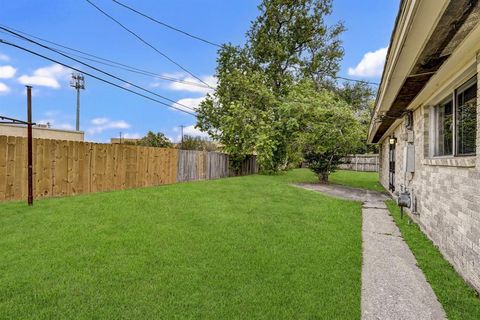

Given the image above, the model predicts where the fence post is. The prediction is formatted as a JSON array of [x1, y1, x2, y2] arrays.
[[26, 86, 34, 206]]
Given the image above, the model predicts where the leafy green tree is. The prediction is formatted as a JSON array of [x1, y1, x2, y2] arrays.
[[136, 131, 173, 148], [337, 81, 375, 114], [249, 0, 345, 93], [180, 135, 218, 152], [197, 0, 344, 173], [280, 81, 363, 182], [337, 81, 378, 154], [302, 102, 363, 183]]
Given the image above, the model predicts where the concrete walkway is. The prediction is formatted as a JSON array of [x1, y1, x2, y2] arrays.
[[295, 183, 446, 320]]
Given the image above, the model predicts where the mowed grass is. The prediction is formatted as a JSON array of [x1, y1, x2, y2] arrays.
[[329, 170, 385, 192], [0, 169, 362, 319], [387, 201, 480, 320]]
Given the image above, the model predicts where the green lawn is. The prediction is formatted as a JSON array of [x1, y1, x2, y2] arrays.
[[387, 201, 480, 320], [329, 170, 385, 192], [0, 169, 362, 319]]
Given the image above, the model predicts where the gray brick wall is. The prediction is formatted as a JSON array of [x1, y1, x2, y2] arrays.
[[379, 101, 480, 292]]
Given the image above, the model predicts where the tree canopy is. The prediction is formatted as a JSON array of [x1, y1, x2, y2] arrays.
[[197, 0, 347, 173], [136, 131, 173, 148]]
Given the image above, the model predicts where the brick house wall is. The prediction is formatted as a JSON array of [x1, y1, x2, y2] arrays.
[[378, 63, 480, 292]]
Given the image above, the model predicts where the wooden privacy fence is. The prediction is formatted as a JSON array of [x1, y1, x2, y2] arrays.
[[177, 150, 229, 182], [0, 136, 257, 202], [339, 154, 379, 172]]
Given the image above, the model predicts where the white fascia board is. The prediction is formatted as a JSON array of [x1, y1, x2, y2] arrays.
[[368, 0, 450, 143]]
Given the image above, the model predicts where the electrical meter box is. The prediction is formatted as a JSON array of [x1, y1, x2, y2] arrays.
[[405, 144, 415, 173]]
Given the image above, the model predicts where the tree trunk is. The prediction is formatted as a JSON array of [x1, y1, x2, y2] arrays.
[[318, 172, 329, 184]]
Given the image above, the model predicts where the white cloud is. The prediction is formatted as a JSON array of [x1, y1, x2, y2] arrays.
[[348, 47, 388, 78], [87, 118, 131, 135], [172, 125, 209, 142], [0, 65, 16, 79], [152, 73, 217, 95], [91, 117, 109, 126], [172, 96, 205, 113], [0, 53, 10, 62], [0, 82, 10, 94], [123, 133, 142, 139], [18, 64, 71, 89]]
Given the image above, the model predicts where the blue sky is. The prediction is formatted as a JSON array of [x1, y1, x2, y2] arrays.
[[0, 0, 399, 142]]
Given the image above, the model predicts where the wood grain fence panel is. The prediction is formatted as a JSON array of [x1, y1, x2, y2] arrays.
[[5, 136, 16, 200], [0, 136, 8, 200], [76, 142, 88, 195], [120, 145, 128, 190], [112, 144, 121, 190], [13, 137, 26, 199], [339, 154, 379, 172], [70, 141, 80, 195], [144, 148, 151, 186], [92, 144, 101, 192], [48, 139, 56, 197], [163, 148, 171, 184], [99, 144, 108, 192], [33, 138, 42, 198], [125, 146, 136, 189], [143, 148, 149, 186], [43, 139, 52, 197], [66, 141, 74, 195], [52, 140, 60, 196], [104, 144, 114, 192], [169, 149, 178, 184], [151, 148, 159, 185], [57, 140, 69, 197], [90, 144, 98, 193]]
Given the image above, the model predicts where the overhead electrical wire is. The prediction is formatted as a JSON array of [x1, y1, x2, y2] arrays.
[[111, 0, 222, 48], [108, 1, 377, 86], [85, 0, 214, 89], [0, 24, 375, 89], [0, 26, 197, 114], [0, 39, 196, 116], [0, 24, 212, 90], [0, 29, 195, 113], [335, 76, 379, 86]]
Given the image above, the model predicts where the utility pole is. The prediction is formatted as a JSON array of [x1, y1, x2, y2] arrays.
[[179, 125, 185, 149], [26, 86, 33, 206], [119, 132, 122, 144], [70, 73, 85, 131]]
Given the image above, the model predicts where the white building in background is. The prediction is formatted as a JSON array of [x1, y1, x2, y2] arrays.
[[0, 123, 84, 141]]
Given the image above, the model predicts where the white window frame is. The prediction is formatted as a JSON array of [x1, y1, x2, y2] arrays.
[[431, 97, 454, 157], [431, 76, 477, 158]]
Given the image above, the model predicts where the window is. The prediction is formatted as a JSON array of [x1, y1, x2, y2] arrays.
[[433, 99, 453, 156], [432, 78, 477, 157], [456, 79, 477, 155]]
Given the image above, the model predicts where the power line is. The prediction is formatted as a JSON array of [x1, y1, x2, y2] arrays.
[[0, 26, 196, 113], [0, 24, 212, 90], [0, 26, 375, 89], [111, 0, 222, 48], [85, 0, 213, 89], [336, 76, 379, 86], [0, 39, 196, 116]]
